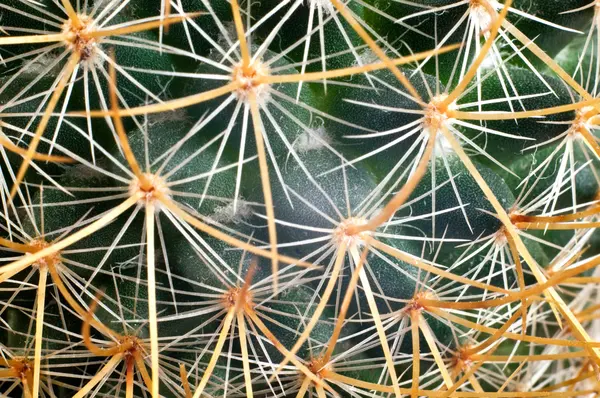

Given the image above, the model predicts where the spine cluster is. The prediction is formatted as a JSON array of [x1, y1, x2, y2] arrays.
[[1, 0, 600, 397]]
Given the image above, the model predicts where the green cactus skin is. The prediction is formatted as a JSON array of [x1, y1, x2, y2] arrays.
[[2, 1, 600, 397]]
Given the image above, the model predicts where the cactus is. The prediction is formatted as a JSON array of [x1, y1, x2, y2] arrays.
[[1, 0, 600, 397]]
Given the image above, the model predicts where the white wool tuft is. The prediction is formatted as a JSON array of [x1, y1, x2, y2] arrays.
[[293, 125, 333, 153], [211, 200, 253, 224]]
